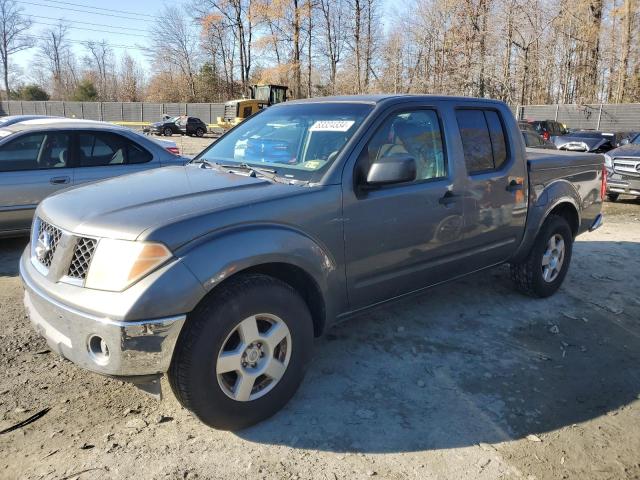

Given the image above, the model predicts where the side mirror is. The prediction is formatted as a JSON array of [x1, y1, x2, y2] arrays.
[[366, 154, 417, 186], [619, 138, 630, 146]]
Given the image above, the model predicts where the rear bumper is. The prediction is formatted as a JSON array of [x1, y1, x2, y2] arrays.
[[21, 260, 186, 377]]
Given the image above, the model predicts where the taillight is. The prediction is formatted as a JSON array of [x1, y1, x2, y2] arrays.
[[166, 146, 180, 155], [542, 131, 550, 141], [600, 163, 607, 200]]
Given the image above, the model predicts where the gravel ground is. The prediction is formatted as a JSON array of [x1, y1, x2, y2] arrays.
[[1, 200, 639, 480], [162, 134, 217, 157]]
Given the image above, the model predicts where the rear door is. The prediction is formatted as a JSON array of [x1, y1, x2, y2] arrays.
[[455, 107, 528, 270], [72, 131, 157, 186], [0, 130, 73, 234]]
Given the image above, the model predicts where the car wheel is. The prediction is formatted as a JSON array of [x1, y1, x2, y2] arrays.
[[163, 127, 173, 136], [195, 127, 205, 137], [169, 274, 314, 430], [607, 193, 619, 202], [510, 214, 573, 298]]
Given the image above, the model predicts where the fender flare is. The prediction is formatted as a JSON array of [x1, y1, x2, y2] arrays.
[[178, 223, 342, 324], [511, 179, 581, 263]]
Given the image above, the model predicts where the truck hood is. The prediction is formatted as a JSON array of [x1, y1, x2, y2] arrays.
[[38, 165, 297, 248], [607, 143, 640, 158]]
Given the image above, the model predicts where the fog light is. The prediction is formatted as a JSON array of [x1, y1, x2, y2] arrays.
[[87, 335, 110, 365]]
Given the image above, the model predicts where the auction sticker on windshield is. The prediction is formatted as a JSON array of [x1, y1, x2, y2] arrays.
[[309, 120, 355, 132]]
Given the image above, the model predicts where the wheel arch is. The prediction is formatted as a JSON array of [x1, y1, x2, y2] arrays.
[[511, 180, 582, 263], [179, 225, 342, 337]]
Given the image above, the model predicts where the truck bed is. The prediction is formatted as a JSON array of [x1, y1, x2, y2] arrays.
[[526, 148, 603, 171]]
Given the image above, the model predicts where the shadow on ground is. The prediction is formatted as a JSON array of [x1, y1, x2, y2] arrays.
[[2, 236, 638, 455], [239, 239, 640, 453]]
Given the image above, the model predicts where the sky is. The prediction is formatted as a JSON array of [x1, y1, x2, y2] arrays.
[[13, 0, 396, 85], [13, 0, 159, 81]]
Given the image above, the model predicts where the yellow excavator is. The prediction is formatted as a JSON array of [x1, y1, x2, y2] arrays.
[[213, 84, 288, 131]]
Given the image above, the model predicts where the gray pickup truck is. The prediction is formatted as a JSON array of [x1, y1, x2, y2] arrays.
[[20, 95, 604, 430]]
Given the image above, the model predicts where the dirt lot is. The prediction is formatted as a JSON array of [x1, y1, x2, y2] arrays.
[[1, 200, 639, 480]]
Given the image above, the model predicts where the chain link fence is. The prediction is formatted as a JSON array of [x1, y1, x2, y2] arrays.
[[0, 101, 226, 126], [517, 104, 640, 131]]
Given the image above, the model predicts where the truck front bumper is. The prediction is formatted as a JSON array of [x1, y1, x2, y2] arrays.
[[21, 261, 186, 378], [607, 172, 640, 197]]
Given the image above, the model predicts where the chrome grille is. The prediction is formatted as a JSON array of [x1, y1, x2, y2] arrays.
[[613, 157, 640, 177], [67, 237, 97, 280], [37, 220, 62, 268]]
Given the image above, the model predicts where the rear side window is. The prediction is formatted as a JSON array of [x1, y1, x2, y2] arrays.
[[456, 109, 509, 174], [78, 132, 152, 167]]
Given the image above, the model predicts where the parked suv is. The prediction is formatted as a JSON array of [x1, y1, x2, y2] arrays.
[[524, 119, 568, 141], [21, 95, 604, 430], [604, 132, 640, 201]]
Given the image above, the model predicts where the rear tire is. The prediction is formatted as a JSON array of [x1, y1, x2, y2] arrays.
[[195, 127, 205, 137], [169, 274, 314, 430], [510, 215, 573, 298], [607, 193, 619, 202]]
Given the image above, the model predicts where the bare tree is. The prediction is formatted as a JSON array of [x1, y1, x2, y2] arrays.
[[0, 0, 32, 100], [149, 5, 200, 100], [38, 22, 76, 99], [84, 40, 114, 100], [318, 0, 345, 93]]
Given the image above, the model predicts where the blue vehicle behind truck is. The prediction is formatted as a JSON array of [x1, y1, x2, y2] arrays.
[[20, 95, 604, 430]]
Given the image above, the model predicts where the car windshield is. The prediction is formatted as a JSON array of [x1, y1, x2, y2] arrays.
[[631, 133, 640, 144], [196, 102, 373, 181]]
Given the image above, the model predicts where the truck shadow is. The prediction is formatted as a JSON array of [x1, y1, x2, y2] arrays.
[[239, 239, 640, 453]]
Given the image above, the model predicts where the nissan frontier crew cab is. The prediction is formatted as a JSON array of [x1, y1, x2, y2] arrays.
[[20, 95, 605, 430]]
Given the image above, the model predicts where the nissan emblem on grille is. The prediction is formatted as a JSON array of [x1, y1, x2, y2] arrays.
[[35, 229, 52, 264], [35, 220, 62, 268]]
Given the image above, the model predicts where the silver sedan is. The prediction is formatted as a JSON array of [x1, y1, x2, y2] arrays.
[[0, 119, 186, 237]]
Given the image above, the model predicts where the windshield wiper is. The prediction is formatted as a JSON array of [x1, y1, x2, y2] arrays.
[[193, 158, 216, 169], [215, 162, 287, 183]]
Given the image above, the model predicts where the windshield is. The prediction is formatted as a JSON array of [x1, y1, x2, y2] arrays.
[[196, 103, 373, 181], [632, 133, 640, 144]]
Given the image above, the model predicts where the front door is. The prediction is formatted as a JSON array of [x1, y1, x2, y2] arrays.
[[0, 131, 73, 234], [342, 107, 467, 310]]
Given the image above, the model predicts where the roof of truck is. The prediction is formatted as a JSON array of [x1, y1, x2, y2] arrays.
[[283, 94, 507, 106]]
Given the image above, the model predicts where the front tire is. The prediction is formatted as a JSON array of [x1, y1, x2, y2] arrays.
[[169, 274, 314, 430], [510, 215, 573, 298], [607, 193, 619, 202], [163, 127, 173, 136]]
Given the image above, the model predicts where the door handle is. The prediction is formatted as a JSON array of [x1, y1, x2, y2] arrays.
[[438, 191, 459, 206], [506, 179, 524, 192], [50, 176, 70, 185]]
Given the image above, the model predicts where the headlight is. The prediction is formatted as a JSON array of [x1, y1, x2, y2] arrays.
[[85, 239, 172, 291], [604, 154, 613, 168]]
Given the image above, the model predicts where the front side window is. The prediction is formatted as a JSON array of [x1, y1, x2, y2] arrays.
[[362, 109, 446, 182], [456, 109, 509, 174], [0, 131, 70, 172], [197, 103, 373, 181]]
